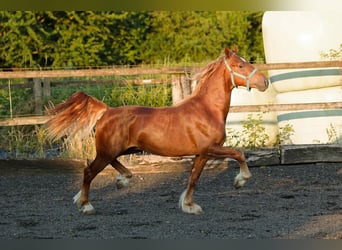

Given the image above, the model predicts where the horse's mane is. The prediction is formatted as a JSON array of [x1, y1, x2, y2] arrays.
[[192, 55, 225, 95], [195, 55, 224, 82]]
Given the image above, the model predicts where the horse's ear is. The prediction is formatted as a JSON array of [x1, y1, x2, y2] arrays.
[[224, 46, 232, 58]]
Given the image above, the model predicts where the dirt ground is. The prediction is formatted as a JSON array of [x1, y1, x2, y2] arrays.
[[0, 158, 342, 239]]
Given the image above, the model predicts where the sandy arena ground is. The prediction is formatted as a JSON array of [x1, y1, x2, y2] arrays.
[[0, 158, 342, 239]]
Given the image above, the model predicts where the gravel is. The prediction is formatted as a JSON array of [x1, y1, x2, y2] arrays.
[[1, 159, 342, 239]]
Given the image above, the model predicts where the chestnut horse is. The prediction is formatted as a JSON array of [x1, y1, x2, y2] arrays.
[[46, 47, 269, 215]]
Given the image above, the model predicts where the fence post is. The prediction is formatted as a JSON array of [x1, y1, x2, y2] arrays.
[[43, 78, 51, 100], [171, 73, 192, 105], [33, 78, 42, 115], [33, 78, 51, 115]]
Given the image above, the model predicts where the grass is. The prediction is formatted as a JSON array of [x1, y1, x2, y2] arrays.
[[0, 125, 52, 158]]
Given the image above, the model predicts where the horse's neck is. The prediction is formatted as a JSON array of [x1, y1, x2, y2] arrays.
[[189, 69, 232, 119]]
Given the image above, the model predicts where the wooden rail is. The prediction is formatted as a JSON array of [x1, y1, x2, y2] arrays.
[[1, 102, 342, 127], [0, 60, 340, 126], [0, 115, 53, 126], [0, 60, 341, 79], [229, 102, 342, 113]]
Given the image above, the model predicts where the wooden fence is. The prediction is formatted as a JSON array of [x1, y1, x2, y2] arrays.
[[1, 60, 340, 79], [0, 60, 341, 127]]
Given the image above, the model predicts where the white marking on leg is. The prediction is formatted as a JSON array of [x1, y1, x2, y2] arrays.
[[73, 190, 82, 209], [179, 190, 203, 215], [178, 190, 186, 209], [116, 173, 130, 189], [73, 190, 95, 215]]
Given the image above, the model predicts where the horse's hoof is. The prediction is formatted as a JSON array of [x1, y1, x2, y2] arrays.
[[181, 203, 203, 215], [73, 191, 95, 215], [234, 178, 246, 189], [179, 190, 203, 215], [234, 172, 250, 189], [80, 203, 95, 215], [116, 174, 130, 189]]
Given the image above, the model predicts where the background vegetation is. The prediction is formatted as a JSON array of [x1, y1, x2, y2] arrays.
[[0, 11, 339, 159], [0, 11, 265, 69], [0, 11, 265, 119], [0, 11, 268, 158]]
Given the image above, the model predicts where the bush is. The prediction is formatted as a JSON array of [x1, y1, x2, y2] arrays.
[[225, 113, 295, 149]]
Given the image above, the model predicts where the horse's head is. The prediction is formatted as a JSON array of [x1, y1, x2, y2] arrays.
[[223, 46, 269, 92]]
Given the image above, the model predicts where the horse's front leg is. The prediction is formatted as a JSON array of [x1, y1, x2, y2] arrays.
[[179, 156, 208, 214], [207, 145, 251, 189]]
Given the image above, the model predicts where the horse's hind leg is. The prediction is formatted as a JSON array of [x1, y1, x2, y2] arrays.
[[73, 156, 108, 215], [179, 156, 208, 214], [207, 145, 251, 189], [110, 159, 132, 189]]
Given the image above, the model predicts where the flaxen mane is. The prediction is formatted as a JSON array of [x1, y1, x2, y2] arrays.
[[191, 56, 225, 95]]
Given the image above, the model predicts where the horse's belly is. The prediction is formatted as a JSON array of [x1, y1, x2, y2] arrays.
[[141, 143, 198, 157], [134, 130, 205, 157]]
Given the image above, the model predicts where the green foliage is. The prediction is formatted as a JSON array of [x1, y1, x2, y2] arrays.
[[225, 127, 242, 149], [320, 44, 342, 60], [140, 11, 265, 64], [0, 11, 151, 68], [0, 75, 172, 118], [0, 10, 267, 158], [0, 11, 265, 69], [274, 123, 295, 146], [0, 11, 43, 68], [326, 123, 340, 144], [0, 82, 33, 117], [110, 83, 172, 107], [240, 113, 269, 149], [0, 88, 9, 116], [0, 125, 51, 158], [226, 114, 295, 149], [0, 81, 172, 158], [60, 132, 96, 159], [226, 113, 269, 150]]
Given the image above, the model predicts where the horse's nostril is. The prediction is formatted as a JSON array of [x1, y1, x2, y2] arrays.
[[265, 79, 270, 87]]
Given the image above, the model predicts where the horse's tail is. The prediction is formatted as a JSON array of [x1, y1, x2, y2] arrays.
[[45, 92, 108, 141]]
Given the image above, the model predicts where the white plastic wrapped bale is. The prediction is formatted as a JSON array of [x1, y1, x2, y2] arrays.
[[262, 11, 342, 144], [262, 11, 342, 93], [277, 86, 342, 144]]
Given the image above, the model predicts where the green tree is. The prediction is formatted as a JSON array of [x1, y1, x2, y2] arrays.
[[246, 12, 265, 63], [45, 11, 106, 68], [0, 11, 152, 68], [0, 11, 265, 68], [0, 11, 46, 68], [140, 11, 264, 64], [98, 11, 152, 65], [0, 11, 105, 68]]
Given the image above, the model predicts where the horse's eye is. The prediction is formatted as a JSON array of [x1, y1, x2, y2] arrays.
[[238, 64, 244, 68]]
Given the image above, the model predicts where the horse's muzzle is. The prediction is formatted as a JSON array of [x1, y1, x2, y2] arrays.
[[264, 78, 270, 89], [256, 78, 270, 92]]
